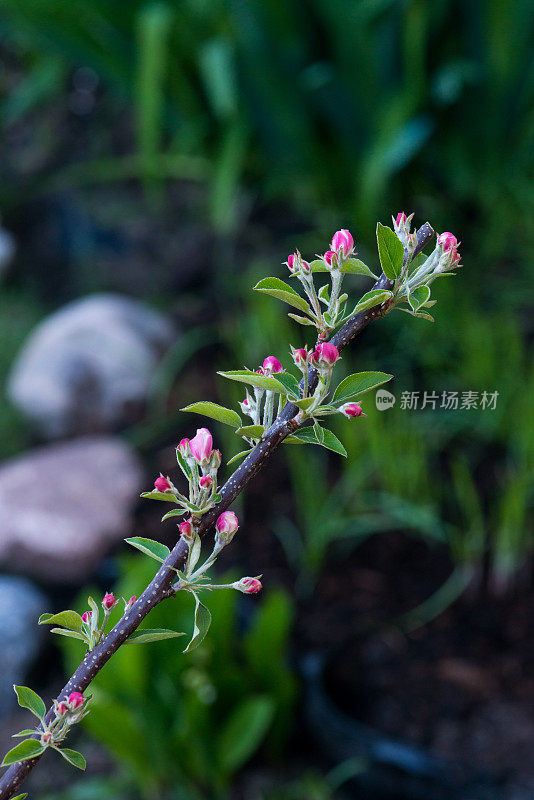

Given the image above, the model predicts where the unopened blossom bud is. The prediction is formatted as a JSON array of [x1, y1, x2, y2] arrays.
[[323, 250, 335, 267], [189, 428, 213, 464], [235, 576, 263, 594], [240, 394, 254, 417], [216, 511, 239, 544], [102, 592, 117, 611], [286, 250, 310, 275], [340, 402, 366, 419], [55, 701, 68, 717], [67, 692, 84, 710], [178, 438, 191, 457], [209, 449, 221, 470], [81, 610, 92, 624], [41, 731, 52, 745], [179, 518, 194, 540], [437, 231, 458, 252], [262, 356, 284, 374], [406, 232, 418, 252], [395, 212, 407, 227], [200, 475, 213, 489], [331, 229, 354, 258], [154, 475, 172, 493], [291, 347, 309, 370], [125, 595, 136, 612], [312, 342, 340, 368]]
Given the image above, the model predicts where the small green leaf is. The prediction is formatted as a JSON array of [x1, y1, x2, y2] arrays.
[[57, 747, 86, 770], [333, 371, 393, 403], [288, 313, 316, 326], [1, 739, 45, 766], [180, 401, 242, 428], [289, 425, 347, 456], [50, 628, 88, 643], [235, 425, 264, 439], [183, 594, 212, 653], [408, 285, 431, 311], [309, 258, 329, 272], [376, 222, 404, 279], [13, 686, 46, 720], [227, 449, 253, 465], [161, 508, 187, 521], [12, 730, 38, 738], [217, 695, 274, 774], [217, 370, 287, 393], [313, 421, 324, 443], [397, 307, 435, 322], [12, 794, 28, 799], [38, 611, 83, 633], [340, 258, 377, 278], [140, 490, 178, 503], [292, 396, 316, 411], [352, 289, 393, 314], [318, 284, 330, 304], [125, 628, 185, 644], [125, 537, 170, 562], [253, 277, 312, 315], [274, 372, 301, 397]]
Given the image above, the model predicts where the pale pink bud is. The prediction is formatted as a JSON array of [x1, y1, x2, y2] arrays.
[[178, 438, 191, 457], [292, 347, 309, 368], [81, 610, 92, 624], [240, 576, 263, 594], [437, 231, 458, 252], [154, 475, 171, 493], [312, 342, 340, 367], [216, 511, 239, 544], [67, 691, 85, 710], [330, 229, 354, 257], [395, 212, 407, 227], [189, 428, 213, 464], [209, 449, 221, 469], [125, 595, 136, 611], [102, 592, 117, 611], [285, 250, 310, 274], [200, 475, 213, 489], [55, 701, 68, 717], [262, 356, 284, 374], [179, 518, 194, 540], [323, 250, 336, 266], [340, 402, 366, 419]]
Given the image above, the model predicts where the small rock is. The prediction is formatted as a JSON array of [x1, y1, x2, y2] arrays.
[[0, 436, 144, 582], [7, 293, 175, 438], [0, 575, 46, 718]]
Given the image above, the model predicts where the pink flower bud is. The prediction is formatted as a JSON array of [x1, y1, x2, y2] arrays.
[[437, 231, 458, 252], [340, 402, 366, 419], [154, 475, 172, 493], [209, 449, 222, 470], [312, 342, 340, 367], [125, 595, 136, 611], [189, 428, 213, 464], [330, 229, 354, 257], [240, 577, 263, 594], [291, 347, 309, 368], [179, 518, 194, 540], [81, 610, 92, 624], [285, 250, 310, 274], [262, 356, 284, 374], [242, 397, 249, 407], [67, 691, 84, 710], [216, 511, 239, 544], [55, 701, 68, 717], [323, 250, 336, 267], [395, 212, 407, 227], [178, 438, 191, 458], [41, 731, 53, 745], [200, 475, 213, 489], [102, 592, 117, 611]]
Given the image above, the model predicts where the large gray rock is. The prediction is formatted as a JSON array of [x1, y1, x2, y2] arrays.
[[7, 293, 175, 438], [0, 436, 144, 582], [0, 575, 46, 717]]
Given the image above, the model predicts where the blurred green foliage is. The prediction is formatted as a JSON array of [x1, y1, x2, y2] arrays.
[[59, 556, 297, 800]]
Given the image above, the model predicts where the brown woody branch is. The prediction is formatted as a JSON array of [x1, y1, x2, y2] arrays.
[[0, 223, 434, 800]]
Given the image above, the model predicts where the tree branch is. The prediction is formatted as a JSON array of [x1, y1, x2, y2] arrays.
[[0, 223, 434, 800]]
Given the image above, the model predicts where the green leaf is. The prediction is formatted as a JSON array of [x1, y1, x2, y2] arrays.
[[313, 421, 324, 443], [309, 258, 329, 273], [290, 425, 347, 456], [318, 283, 330, 304], [125, 537, 170, 563], [217, 695, 274, 775], [125, 628, 185, 644], [288, 313, 316, 326], [183, 594, 212, 653], [340, 258, 377, 278], [227, 449, 253, 465], [352, 289, 393, 314], [217, 370, 287, 393], [12, 730, 37, 738], [1, 739, 45, 766], [50, 628, 88, 643], [397, 307, 435, 322], [57, 747, 86, 770], [12, 794, 28, 799], [253, 277, 312, 315], [13, 686, 46, 720], [140, 490, 178, 503], [235, 425, 264, 439], [274, 372, 301, 397], [180, 401, 241, 428], [161, 507, 187, 521], [376, 222, 404, 279], [333, 371, 393, 403], [292, 396, 316, 411], [38, 611, 83, 633], [408, 285, 431, 311]]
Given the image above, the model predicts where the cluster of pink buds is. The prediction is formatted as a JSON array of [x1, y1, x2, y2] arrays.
[[45, 691, 88, 747], [215, 510, 239, 546], [320, 228, 355, 269], [392, 211, 415, 247], [53, 691, 85, 721], [233, 576, 263, 594], [311, 342, 340, 372], [285, 250, 311, 275], [437, 231, 461, 269], [340, 402, 366, 419]]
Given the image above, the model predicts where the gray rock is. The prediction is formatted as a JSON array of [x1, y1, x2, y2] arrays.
[[0, 436, 144, 582], [7, 293, 175, 438], [0, 575, 46, 717]]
